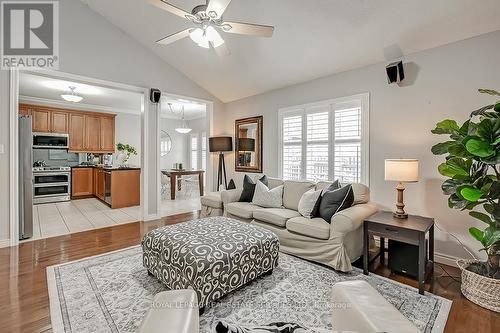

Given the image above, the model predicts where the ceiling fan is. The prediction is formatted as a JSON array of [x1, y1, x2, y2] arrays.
[[148, 0, 274, 49]]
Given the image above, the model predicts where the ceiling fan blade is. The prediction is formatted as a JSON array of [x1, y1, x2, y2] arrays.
[[206, 0, 232, 18], [148, 0, 190, 19], [156, 29, 191, 45], [222, 21, 274, 37]]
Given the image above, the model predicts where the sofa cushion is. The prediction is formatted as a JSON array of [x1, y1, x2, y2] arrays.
[[283, 180, 315, 211], [253, 208, 301, 227], [286, 216, 330, 240], [200, 192, 223, 209], [226, 202, 262, 219], [252, 182, 283, 208], [267, 177, 285, 189], [239, 175, 268, 202]]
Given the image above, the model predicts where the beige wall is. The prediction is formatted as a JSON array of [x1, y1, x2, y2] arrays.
[[0, 0, 222, 243], [218, 30, 500, 262]]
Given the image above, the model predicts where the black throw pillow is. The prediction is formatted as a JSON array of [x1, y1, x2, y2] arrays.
[[319, 184, 354, 223], [311, 180, 341, 217], [239, 175, 268, 202], [227, 179, 236, 190]]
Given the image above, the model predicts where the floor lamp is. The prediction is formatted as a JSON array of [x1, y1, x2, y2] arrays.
[[209, 137, 233, 191]]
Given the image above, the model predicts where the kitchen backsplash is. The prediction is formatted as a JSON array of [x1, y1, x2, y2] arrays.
[[33, 149, 82, 167]]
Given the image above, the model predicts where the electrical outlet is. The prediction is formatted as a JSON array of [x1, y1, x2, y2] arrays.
[[0, 144, 4, 154]]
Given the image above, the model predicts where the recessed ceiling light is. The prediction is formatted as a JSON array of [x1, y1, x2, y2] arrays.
[[61, 86, 83, 103]]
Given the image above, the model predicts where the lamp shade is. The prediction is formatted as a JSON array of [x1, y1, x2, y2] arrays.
[[238, 138, 255, 152], [385, 159, 419, 182], [209, 136, 233, 152]]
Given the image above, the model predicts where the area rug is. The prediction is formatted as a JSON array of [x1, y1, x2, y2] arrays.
[[47, 246, 451, 333]]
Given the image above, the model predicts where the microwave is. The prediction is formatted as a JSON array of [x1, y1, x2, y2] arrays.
[[33, 132, 69, 149]]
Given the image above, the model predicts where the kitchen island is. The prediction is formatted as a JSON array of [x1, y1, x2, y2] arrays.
[[72, 165, 140, 209]]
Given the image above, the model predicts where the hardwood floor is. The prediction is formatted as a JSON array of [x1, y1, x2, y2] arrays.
[[1, 212, 499, 333]]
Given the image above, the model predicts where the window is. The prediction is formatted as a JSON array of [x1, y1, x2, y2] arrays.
[[201, 132, 207, 171], [278, 93, 369, 184], [190, 134, 198, 169]]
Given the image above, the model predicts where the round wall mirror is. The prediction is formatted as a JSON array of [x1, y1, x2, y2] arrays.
[[160, 130, 172, 156]]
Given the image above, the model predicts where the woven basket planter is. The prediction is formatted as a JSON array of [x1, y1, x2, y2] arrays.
[[457, 259, 500, 313]]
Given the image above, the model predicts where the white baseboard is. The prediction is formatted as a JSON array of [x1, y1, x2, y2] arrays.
[[0, 239, 11, 248], [434, 252, 459, 268], [373, 238, 459, 268]]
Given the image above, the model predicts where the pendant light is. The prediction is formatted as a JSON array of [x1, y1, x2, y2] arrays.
[[61, 86, 83, 103], [175, 106, 192, 134]]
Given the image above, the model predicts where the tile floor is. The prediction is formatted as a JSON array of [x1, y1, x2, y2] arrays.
[[25, 194, 202, 241], [27, 198, 141, 241]]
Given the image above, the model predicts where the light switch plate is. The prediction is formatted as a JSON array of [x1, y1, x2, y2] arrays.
[[0, 144, 4, 154]]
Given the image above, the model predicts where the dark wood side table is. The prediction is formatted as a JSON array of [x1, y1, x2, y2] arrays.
[[363, 211, 434, 295]]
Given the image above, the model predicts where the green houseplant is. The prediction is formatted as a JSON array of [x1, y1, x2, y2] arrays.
[[116, 143, 138, 166], [431, 88, 500, 280]]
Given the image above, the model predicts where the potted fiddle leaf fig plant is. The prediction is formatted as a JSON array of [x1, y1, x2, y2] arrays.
[[431, 88, 500, 312], [116, 143, 137, 167]]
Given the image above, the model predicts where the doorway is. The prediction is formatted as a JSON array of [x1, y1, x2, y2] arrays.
[[13, 70, 147, 242], [159, 95, 209, 217]]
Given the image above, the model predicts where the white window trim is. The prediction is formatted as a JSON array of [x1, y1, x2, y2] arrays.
[[190, 133, 199, 169], [277, 93, 370, 185]]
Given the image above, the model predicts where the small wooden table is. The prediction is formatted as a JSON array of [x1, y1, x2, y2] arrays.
[[363, 211, 434, 295], [162, 169, 205, 200]]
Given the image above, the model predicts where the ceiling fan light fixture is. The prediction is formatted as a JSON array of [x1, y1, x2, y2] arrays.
[[189, 26, 224, 49], [61, 86, 83, 103]]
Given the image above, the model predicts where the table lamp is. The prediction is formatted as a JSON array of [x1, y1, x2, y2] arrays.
[[385, 159, 419, 219], [209, 136, 233, 190]]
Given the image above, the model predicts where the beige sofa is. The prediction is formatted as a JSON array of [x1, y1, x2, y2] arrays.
[[221, 177, 378, 272]]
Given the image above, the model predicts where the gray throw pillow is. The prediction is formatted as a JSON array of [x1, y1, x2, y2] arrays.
[[239, 174, 268, 202], [319, 184, 354, 223]]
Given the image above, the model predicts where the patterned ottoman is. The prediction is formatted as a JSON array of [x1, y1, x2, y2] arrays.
[[141, 217, 279, 309]]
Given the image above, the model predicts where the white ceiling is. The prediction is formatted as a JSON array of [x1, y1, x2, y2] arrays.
[[81, 0, 500, 102], [19, 73, 207, 120]]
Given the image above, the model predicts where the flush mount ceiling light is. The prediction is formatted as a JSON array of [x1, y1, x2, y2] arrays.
[[148, 0, 274, 50], [61, 86, 83, 103]]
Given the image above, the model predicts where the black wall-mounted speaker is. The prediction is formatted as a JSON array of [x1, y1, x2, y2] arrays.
[[149, 88, 161, 103], [386, 61, 405, 84]]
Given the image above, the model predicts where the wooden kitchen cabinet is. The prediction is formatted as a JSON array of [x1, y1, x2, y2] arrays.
[[51, 111, 69, 133], [85, 115, 101, 151], [69, 113, 85, 151], [110, 169, 140, 208], [100, 116, 115, 152], [72, 168, 94, 198], [19, 103, 117, 153], [94, 168, 105, 200], [32, 109, 51, 132]]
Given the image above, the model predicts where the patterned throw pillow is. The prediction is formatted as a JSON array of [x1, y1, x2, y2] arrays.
[[239, 175, 268, 202], [215, 321, 310, 333], [297, 188, 322, 218], [252, 181, 283, 208], [319, 184, 354, 223]]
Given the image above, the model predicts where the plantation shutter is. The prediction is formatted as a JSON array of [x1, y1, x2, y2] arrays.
[[334, 103, 362, 183], [282, 114, 302, 180]]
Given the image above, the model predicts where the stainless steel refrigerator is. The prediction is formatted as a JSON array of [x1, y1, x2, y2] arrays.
[[19, 115, 33, 239]]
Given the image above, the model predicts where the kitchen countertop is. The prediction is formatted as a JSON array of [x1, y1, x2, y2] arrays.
[[71, 165, 141, 171]]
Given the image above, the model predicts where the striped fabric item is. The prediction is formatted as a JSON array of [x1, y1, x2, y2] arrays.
[[215, 321, 310, 333]]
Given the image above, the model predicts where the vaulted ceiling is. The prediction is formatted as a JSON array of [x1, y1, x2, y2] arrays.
[[81, 0, 500, 102]]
